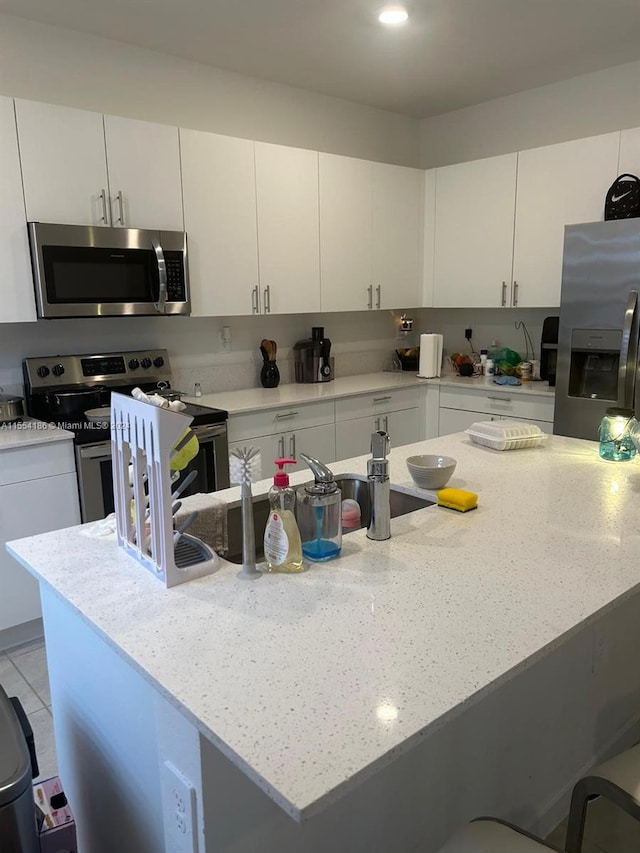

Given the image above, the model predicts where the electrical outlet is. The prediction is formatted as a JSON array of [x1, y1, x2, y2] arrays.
[[465, 327, 473, 341], [161, 760, 198, 853], [218, 326, 232, 353]]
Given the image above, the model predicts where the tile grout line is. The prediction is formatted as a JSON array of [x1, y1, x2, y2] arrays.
[[2, 651, 47, 711]]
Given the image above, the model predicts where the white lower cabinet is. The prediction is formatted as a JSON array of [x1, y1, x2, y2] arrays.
[[0, 441, 80, 640], [335, 387, 422, 459], [437, 386, 555, 436], [228, 401, 336, 480]]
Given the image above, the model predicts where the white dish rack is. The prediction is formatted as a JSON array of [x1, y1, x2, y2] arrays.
[[466, 420, 547, 451]]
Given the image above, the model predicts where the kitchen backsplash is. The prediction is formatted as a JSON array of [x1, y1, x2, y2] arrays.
[[0, 306, 552, 397]]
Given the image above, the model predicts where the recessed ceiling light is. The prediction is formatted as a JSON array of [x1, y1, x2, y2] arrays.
[[378, 6, 409, 25]]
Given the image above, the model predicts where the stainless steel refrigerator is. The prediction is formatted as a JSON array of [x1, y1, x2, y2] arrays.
[[555, 219, 640, 439]]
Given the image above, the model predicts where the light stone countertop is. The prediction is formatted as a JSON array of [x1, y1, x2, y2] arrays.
[[7, 432, 632, 821], [0, 418, 74, 450], [182, 371, 555, 415]]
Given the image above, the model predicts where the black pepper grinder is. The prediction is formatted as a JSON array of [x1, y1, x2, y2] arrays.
[[260, 339, 280, 388]]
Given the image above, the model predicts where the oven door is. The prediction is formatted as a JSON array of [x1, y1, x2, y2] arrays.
[[75, 441, 114, 523], [28, 222, 190, 318], [175, 423, 230, 495]]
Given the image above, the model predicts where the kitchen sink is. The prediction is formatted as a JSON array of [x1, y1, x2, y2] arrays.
[[222, 474, 434, 565]]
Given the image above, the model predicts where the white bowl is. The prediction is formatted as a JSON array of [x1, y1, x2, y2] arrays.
[[406, 454, 456, 490]]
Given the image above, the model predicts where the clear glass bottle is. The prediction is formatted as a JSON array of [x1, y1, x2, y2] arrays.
[[599, 408, 638, 461], [263, 458, 303, 573], [296, 453, 342, 562]]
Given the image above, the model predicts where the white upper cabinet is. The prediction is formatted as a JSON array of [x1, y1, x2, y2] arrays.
[[254, 142, 320, 314], [617, 127, 640, 178], [422, 168, 436, 307], [512, 132, 620, 307], [319, 153, 373, 312], [0, 97, 36, 323], [103, 114, 183, 231], [180, 128, 259, 317], [433, 153, 517, 308], [16, 100, 183, 230], [373, 162, 422, 309], [16, 99, 109, 226]]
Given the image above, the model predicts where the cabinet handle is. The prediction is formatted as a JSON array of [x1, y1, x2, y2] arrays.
[[373, 395, 392, 403], [115, 190, 125, 226], [251, 285, 259, 314], [383, 415, 388, 432], [278, 436, 285, 457], [375, 285, 381, 309], [99, 189, 110, 225], [488, 396, 511, 403], [501, 281, 507, 307], [367, 285, 373, 309], [264, 284, 271, 314], [275, 410, 299, 420], [289, 433, 296, 458], [375, 417, 381, 431], [513, 280, 519, 307]]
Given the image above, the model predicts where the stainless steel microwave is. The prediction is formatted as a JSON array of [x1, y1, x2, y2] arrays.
[[28, 222, 190, 318]]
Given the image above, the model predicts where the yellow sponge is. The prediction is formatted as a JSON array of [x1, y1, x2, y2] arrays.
[[437, 487, 478, 512]]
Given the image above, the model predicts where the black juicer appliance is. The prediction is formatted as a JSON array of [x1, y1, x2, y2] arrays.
[[293, 327, 334, 384], [23, 349, 229, 522]]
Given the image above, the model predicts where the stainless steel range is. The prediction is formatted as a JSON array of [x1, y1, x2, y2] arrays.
[[23, 349, 229, 522]]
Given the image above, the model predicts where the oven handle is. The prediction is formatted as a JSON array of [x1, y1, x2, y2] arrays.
[[152, 240, 168, 314], [190, 423, 227, 441], [78, 442, 112, 460]]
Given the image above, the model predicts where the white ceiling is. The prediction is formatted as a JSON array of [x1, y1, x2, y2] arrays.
[[3, 0, 640, 118]]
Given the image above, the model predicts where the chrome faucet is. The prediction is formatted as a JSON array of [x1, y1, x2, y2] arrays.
[[367, 430, 391, 541]]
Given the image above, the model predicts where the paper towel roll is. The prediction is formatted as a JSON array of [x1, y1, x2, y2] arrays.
[[418, 334, 443, 378]]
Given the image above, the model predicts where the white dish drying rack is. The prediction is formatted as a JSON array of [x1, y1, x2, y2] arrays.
[[111, 392, 219, 587], [466, 420, 547, 451]]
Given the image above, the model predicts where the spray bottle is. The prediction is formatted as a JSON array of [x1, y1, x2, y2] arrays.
[[263, 458, 303, 573]]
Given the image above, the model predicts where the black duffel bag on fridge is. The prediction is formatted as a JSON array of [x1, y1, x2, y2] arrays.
[[604, 173, 640, 220]]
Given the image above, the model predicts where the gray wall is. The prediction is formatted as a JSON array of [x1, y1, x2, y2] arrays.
[[419, 58, 640, 168], [0, 14, 419, 167]]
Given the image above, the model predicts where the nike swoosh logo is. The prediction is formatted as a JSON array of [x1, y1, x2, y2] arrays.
[[611, 190, 633, 202]]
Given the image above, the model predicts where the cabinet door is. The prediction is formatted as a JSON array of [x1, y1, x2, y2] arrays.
[[433, 153, 517, 308], [228, 434, 280, 483], [373, 162, 422, 309], [513, 132, 620, 308], [319, 153, 372, 312], [288, 424, 336, 473], [618, 127, 640, 178], [335, 416, 374, 461], [16, 99, 109, 226], [255, 143, 320, 314], [0, 98, 36, 323], [386, 408, 420, 448], [180, 129, 259, 317], [0, 472, 80, 632], [439, 408, 490, 436], [104, 114, 183, 231]]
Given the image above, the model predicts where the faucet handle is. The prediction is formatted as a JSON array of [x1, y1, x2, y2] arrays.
[[370, 430, 390, 460]]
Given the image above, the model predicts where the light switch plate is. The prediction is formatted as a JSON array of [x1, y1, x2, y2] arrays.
[[160, 760, 198, 853]]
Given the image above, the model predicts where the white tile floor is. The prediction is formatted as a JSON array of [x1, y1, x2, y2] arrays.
[[2, 638, 640, 851]]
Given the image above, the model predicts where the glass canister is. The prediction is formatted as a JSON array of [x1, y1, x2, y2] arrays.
[[598, 407, 638, 461], [297, 452, 342, 562]]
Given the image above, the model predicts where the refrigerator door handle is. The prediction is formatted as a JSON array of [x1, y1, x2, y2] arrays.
[[618, 290, 638, 408]]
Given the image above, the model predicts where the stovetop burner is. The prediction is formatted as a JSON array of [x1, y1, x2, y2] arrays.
[[23, 349, 227, 443]]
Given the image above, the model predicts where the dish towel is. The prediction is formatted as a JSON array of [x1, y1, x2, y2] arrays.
[[174, 494, 228, 555]]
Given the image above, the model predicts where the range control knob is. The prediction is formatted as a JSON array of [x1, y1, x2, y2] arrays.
[[153, 356, 164, 368], [128, 358, 140, 370], [36, 365, 50, 378], [52, 364, 65, 377], [141, 357, 152, 369]]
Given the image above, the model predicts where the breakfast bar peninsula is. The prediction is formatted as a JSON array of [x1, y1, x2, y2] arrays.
[[7, 432, 640, 852]]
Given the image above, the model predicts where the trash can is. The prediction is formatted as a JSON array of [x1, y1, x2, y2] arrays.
[[0, 684, 39, 852]]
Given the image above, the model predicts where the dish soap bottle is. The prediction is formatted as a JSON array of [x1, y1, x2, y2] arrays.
[[263, 458, 303, 573]]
